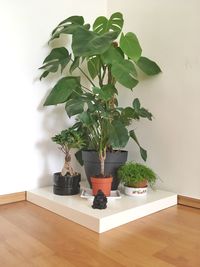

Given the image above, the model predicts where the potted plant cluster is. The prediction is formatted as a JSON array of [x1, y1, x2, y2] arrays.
[[117, 162, 157, 196], [52, 127, 84, 195], [40, 12, 161, 195]]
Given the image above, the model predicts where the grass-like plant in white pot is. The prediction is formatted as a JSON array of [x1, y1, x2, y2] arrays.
[[117, 162, 157, 196], [52, 127, 84, 195]]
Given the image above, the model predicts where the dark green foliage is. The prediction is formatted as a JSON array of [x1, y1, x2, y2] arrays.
[[136, 57, 162, 75], [93, 12, 124, 36], [111, 59, 138, 89], [129, 130, 147, 161], [117, 162, 157, 187], [40, 12, 162, 173], [120, 32, 142, 61], [52, 128, 85, 152], [50, 16, 86, 41], [39, 47, 71, 80], [72, 28, 118, 57], [44, 77, 81, 106]]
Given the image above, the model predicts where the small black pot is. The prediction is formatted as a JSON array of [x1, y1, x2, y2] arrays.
[[82, 150, 128, 190], [53, 172, 81, 195]]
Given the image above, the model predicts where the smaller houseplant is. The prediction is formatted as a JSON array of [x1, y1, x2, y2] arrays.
[[117, 162, 157, 196], [52, 127, 84, 195]]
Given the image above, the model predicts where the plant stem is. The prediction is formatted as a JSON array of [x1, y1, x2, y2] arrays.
[[107, 65, 112, 84], [101, 66, 107, 84], [98, 65, 106, 87], [78, 66, 96, 87], [98, 74, 103, 87], [81, 85, 91, 92], [70, 58, 96, 87]]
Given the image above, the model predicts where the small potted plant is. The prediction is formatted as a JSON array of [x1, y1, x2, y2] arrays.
[[117, 162, 157, 196], [52, 127, 84, 195]]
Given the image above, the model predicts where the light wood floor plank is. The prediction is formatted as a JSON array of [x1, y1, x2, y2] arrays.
[[0, 202, 199, 267]]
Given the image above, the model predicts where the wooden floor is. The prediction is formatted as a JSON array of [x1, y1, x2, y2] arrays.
[[0, 202, 199, 267]]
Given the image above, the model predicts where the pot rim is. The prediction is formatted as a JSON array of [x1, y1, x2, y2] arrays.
[[54, 172, 81, 177], [91, 176, 113, 182], [82, 149, 128, 153], [124, 185, 148, 189]]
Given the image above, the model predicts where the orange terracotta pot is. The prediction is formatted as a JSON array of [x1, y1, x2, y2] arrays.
[[91, 176, 113, 196]]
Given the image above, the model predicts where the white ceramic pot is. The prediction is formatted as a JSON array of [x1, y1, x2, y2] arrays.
[[124, 185, 147, 196]]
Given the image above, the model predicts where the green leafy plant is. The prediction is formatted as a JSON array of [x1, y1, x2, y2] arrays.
[[52, 128, 84, 176], [117, 162, 157, 187], [40, 12, 161, 177]]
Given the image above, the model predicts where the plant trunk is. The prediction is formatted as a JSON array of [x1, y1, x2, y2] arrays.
[[100, 157, 105, 177], [61, 153, 74, 176], [99, 148, 106, 177], [107, 66, 116, 109], [107, 66, 112, 84]]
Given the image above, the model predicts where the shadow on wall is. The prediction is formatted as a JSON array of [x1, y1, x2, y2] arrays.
[[36, 139, 56, 187], [33, 32, 70, 187], [36, 94, 74, 187], [35, 32, 90, 188]]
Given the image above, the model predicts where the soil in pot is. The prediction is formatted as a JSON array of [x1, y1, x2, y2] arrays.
[[129, 180, 148, 188], [82, 150, 128, 190], [53, 172, 81, 195], [91, 176, 113, 197]]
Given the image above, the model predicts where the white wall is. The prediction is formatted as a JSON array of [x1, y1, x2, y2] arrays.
[[108, 0, 200, 199], [1, 0, 199, 199], [0, 0, 107, 195]]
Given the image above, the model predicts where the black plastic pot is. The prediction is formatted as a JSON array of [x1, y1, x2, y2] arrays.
[[53, 172, 81, 195], [82, 150, 128, 190]]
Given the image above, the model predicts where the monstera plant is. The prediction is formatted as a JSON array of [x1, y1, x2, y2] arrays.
[[40, 12, 161, 190]]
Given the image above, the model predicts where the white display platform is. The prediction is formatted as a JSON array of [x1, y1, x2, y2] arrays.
[[27, 186, 177, 233]]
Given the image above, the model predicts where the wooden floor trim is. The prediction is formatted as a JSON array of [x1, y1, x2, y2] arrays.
[[1, 192, 199, 209], [178, 195, 200, 209], [0, 191, 26, 205]]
